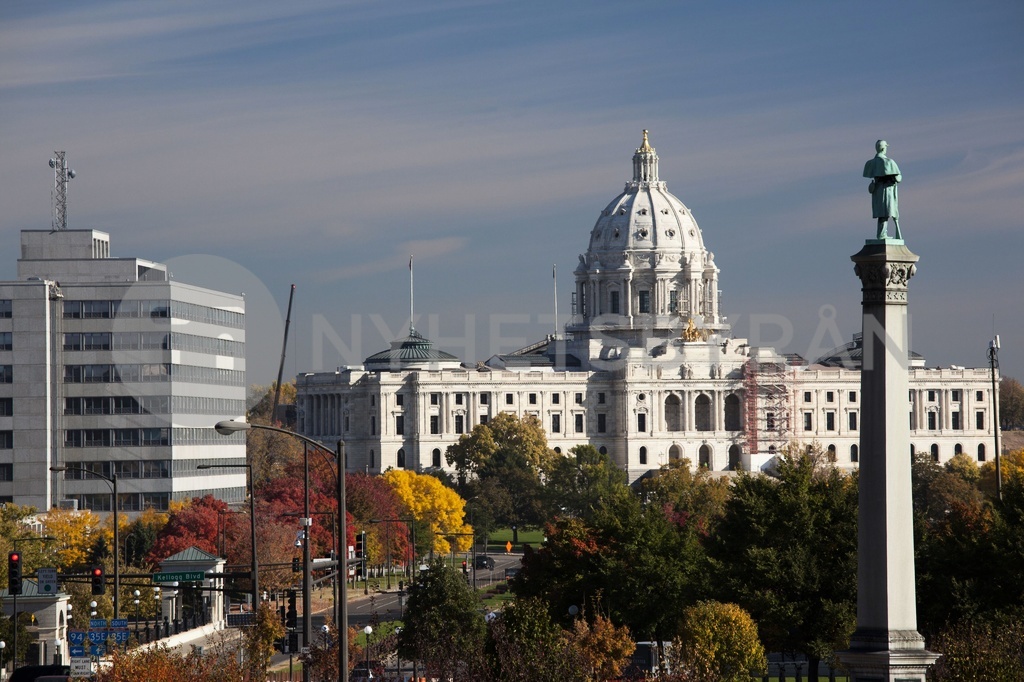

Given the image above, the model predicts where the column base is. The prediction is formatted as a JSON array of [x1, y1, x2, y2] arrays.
[[836, 648, 940, 682]]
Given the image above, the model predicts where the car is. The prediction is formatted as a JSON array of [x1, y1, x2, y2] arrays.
[[475, 554, 495, 570], [10, 666, 71, 682]]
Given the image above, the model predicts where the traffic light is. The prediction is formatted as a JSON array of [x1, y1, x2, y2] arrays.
[[90, 565, 105, 596], [461, 560, 468, 575], [7, 551, 22, 595], [355, 531, 365, 558], [291, 556, 301, 573], [286, 590, 297, 629]]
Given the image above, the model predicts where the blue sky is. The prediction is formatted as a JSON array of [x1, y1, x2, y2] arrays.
[[2, 1, 1022, 383]]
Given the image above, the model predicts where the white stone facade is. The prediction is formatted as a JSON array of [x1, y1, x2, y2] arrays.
[[295, 133, 997, 481], [0, 230, 247, 511]]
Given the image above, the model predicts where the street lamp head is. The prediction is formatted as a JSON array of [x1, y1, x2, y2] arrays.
[[49, 466, 66, 473], [215, 420, 251, 436], [364, 625, 372, 635]]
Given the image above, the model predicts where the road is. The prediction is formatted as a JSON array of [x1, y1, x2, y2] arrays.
[[269, 552, 524, 665]]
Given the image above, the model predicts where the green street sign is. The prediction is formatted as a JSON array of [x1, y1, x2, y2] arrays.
[[152, 571, 205, 583]]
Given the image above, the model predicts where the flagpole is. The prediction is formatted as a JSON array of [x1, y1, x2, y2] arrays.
[[552, 264, 558, 339], [409, 254, 414, 333]]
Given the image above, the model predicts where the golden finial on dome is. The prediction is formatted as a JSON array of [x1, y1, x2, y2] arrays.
[[640, 129, 652, 152]]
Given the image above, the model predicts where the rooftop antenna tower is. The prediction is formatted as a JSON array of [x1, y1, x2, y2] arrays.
[[49, 151, 76, 231]]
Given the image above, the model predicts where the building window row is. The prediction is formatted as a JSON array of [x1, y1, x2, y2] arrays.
[[0, 398, 11, 416], [173, 427, 244, 445], [63, 363, 244, 386], [65, 395, 170, 416], [65, 428, 171, 448], [64, 299, 170, 320], [0, 300, 11, 318], [0, 332, 10, 351], [60, 459, 171, 480], [170, 301, 244, 329], [0, 365, 11, 383], [67, 492, 171, 513], [172, 395, 246, 415], [0, 431, 11, 449], [171, 332, 244, 358], [64, 332, 169, 352], [64, 363, 170, 383]]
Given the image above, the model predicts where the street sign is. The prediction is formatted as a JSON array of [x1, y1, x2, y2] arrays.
[[113, 630, 130, 644], [152, 571, 205, 583], [70, 658, 92, 678], [89, 618, 108, 629], [226, 613, 255, 627], [70, 645, 86, 658], [111, 618, 128, 629], [36, 566, 58, 594], [68, 630, 87, 646], [89, 644, 106, 657], [88, 630, 108, 644]]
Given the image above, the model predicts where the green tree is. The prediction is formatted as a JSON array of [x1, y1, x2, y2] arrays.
[[670, 601, 767, 682], [446, 425, 498, 493], [487, 597, 587, 682], [398, 562, 487, 681], [999, 377, 1024, 431], [710, 449, 857, 682], [542, 445, 629, 522], [929, 614, 1024, 681]]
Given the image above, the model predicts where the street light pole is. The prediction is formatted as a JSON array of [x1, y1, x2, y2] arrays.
[[197, 463, 259, 614], [302, 443, 312, 682], [214, 420, 348, 682], [50, 467, 119, 618]]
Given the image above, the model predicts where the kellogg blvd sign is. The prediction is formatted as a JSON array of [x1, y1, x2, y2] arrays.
[[152, 571, 205, 583]]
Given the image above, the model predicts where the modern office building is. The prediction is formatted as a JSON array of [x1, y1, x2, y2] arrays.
[[0, 229, 247, 511], [295, 132, 997, 481]]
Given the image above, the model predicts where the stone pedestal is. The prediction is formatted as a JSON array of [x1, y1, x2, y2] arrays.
[[837, 241, 939, 681]]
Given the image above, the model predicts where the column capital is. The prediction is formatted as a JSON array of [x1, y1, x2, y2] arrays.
[[852, 242, 919, 305]]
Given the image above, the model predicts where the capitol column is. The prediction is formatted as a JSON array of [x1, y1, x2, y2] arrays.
[[838, 141, 938, 680]]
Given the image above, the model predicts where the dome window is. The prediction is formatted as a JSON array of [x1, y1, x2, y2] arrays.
[[638, 208, 648, 215], [619, 208, 626, 215], [661, 208, 669, 214], [666, 230, 676, 238], [638, 228, 649, 239]]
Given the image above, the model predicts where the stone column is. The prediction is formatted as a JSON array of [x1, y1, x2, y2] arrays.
[[838, 241, 938, 680]]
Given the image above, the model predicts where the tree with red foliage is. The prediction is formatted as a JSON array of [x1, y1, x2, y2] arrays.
[[146, 495, 233, 563], [259, 450, 353, 558], [347, 472, 412, 565]]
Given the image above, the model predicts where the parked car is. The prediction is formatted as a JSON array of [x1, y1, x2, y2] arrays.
[[475, 554, 496, 570]]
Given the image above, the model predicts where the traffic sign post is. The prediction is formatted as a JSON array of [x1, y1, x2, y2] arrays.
[[36, 566, 58, 595], [70, 658, 93, 678]]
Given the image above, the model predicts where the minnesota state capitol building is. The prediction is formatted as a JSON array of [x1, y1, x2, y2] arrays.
[[296, 132, 996, 481]]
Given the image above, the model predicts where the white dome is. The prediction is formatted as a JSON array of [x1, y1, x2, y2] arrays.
[[569, 131, 726, 345], [581, 130, 709, 272]]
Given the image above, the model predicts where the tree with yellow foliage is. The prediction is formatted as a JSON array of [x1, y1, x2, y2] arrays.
[[42, 506, 105, 568], [671, 601, 767, 681], [568, 611, 635, 681], [383, 470, 471, 555]]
